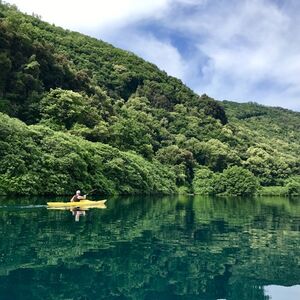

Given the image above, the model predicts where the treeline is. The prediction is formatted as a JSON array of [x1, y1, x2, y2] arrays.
[[0, 3, 299, 196]]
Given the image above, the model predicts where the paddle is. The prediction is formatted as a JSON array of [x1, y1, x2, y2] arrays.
[[84, 189, 97, 198]]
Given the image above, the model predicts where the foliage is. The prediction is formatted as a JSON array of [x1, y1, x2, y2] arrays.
[[258, 186, 289, 196], [223, 101, 300, 186], [217, 166, 259, 196], [285, 176, 300, 196], [193, 166, 259, 196], [193, 168, 215, 195], [199, 94, 228, 125], [0, 113, 176, 195], [40, 88, 100, 130], [0, 3, 299, 195]]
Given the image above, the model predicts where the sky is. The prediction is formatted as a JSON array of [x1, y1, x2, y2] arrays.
[[5, 0, 300, 111]]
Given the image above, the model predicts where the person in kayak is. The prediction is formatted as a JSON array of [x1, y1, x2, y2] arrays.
[[70, 190, 86, 202]]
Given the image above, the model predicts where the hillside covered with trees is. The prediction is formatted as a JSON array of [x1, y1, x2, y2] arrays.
[[0, 2, 299, 196]]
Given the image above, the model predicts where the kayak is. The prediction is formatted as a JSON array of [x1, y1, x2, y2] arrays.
[[47, 199, 107, 208], [47, 206, 106, 211]]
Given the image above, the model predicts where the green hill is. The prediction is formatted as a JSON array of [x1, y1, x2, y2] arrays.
[[0, 3, 299, 196]]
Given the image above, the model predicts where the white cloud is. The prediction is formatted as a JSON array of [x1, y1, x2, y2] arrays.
[[6, 0, 169, 30], [163, 0, 300, 110], [123, 34, 187, 80]]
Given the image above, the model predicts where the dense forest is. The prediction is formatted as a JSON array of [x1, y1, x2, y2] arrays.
[[0, 2, 299, 196]]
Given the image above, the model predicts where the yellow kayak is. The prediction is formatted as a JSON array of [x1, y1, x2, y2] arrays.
[[47, 199, 107, 208]]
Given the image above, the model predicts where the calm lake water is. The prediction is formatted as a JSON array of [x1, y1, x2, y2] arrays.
[[0, 195, 299, 300]]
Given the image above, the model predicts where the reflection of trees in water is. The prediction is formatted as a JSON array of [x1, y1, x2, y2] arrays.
[[0, 196, 299, 299]]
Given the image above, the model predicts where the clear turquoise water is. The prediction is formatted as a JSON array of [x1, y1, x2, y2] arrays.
[[0, 195, 299, 300]]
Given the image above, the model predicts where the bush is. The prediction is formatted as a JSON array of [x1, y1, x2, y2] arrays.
[[285, 176, 300, 196], [258, 186, 288, 196], [193, 168, 215, 195], [192, 166, 259, 196], [177, 185, 190, 195], [216, 166, 259, 196]]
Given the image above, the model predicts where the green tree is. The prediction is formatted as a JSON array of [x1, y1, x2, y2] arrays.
[[0, 52, 11, 96], [217, 166, 259, 196], [199, 94, 228, 125], [192, 168, 215, 195], [244, 146, 291, 185], [285, 176, 300, 196], [156, 145, 195, 185], [192, 139, 240, 172], [40, 88, 100, 129]]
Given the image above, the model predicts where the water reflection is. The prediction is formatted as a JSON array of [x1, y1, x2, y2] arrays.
[[0, 195, 299, 299], [71, 208, 86, 222]]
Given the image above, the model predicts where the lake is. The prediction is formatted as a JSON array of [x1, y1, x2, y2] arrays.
[[0, 195, 299, 300]]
